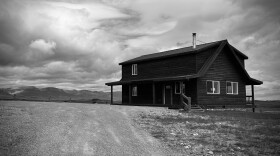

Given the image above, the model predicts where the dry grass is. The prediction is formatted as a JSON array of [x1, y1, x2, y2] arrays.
[[133, 109, 280, 156]]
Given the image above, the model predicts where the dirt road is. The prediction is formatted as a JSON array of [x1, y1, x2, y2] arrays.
[[0, 101, 175, 156]]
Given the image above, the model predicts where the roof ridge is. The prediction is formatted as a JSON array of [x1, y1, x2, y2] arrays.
[[120, 39, 226, 65], [141, 39, 225, 57]]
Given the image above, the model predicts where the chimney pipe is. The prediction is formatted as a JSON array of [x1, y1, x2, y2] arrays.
[[192, 33, 196, 49]]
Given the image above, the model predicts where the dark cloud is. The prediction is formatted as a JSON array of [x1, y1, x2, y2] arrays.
[[0, 0, 279, 99]]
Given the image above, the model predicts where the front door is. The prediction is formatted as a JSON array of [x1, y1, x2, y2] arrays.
[[164, 85, 172, 105]]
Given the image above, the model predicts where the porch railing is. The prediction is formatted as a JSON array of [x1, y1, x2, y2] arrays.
[[246, 95, 256, 112], [246, 96, 253, 104], [180, 93, 191, 111]]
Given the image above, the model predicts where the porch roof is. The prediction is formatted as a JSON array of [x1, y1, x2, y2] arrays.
[[105, 74, 198, 86], [247, 78, 263, 85]]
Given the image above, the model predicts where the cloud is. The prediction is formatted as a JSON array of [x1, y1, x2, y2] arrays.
[[27, 39, 56, 60], [0, 0, 279, 100], [29, 39, 56, 52]]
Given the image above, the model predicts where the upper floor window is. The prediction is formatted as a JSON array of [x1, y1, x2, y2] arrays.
[[132, 64, 137, 75], [226, 81, 238, 95], [132, 85, 137, 96], [206, 80, 220, 94]]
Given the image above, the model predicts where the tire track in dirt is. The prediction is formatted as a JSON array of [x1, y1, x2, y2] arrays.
[[0, 101, 176, 155]]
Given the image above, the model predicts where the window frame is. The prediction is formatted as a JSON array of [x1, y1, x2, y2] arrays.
[[132, 64, 137, 75], [206, 80, 220, 94], [226, 81, 238, 95], [175, 82, 182, 94], [132, 85, 137, 96]]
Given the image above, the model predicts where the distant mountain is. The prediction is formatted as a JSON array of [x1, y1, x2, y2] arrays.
[[0, 86, 121, 103]]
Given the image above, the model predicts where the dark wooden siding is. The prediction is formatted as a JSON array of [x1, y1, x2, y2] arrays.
[[172, 80, 197, 105], [122, 54, 196, 81], [169, 80, 197, 105], [196, 47, 217, 71], [155, 83, 163, 104], [121, 81, 197, 105], [185, 79, 197, 104], [197, 45, 246, 106], [122, 84, 153, 104], [132, 84, 153, 104], [122, 85, 129, 104]]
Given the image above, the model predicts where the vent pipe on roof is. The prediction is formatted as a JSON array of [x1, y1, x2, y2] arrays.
[[192, 33, 196, 49]]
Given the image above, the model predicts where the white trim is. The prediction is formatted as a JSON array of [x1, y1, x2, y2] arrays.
[[226, 81, 238, 95], [234, 82, 238, 95], [174, 81, 182, 94], [206, 80, 220, 94], [163, 85, 165, 105], [132, 64, 137, 75], [132, 85, 137, 96], [182, 83, 185, 94]]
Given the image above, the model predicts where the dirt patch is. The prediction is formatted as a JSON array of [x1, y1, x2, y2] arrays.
[[0, 101, 176, 155]]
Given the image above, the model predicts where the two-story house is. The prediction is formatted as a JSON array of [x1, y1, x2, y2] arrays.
[[106, 34, 262, 110]]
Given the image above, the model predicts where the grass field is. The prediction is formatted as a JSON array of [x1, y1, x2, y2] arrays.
[[133, 109, 280, 156]]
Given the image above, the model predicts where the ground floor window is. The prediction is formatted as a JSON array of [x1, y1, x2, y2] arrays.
[[175, 82, 185, 94], [206, 80, 220, 94], [175, 82, 181, 94], [181, 83, 185, 94], [132, 85, 137, 96], [226, 81, 238, 94]]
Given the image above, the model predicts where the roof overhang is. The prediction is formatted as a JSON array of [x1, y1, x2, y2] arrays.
[[246, 78, 263, 85], [105, 74, 198, 86], [230, 45, 248, 59]]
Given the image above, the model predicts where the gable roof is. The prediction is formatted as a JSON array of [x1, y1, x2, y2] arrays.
[[106, 40, 262, 86], [197, 40, 262, 85], [119, 40, 248, 65]]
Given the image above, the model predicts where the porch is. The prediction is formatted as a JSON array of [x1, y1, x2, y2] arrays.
[[105, 77, 197, 108], [106, 77, 261, 112]]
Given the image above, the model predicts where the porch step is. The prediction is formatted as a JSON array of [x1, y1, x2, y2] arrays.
[[168, 105, 181, 109], [168, 105, 205, 112], [190, 105, 205, 112]]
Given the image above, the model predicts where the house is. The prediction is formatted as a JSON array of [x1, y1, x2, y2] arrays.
[[105, 34, 262, 110]]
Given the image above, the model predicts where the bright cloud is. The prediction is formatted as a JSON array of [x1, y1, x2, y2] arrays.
[[27, 39, 56, 60], [0, 0, 279, 100]]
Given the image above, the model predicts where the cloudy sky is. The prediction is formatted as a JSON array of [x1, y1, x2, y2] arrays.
[[0, 0, 279, 100]]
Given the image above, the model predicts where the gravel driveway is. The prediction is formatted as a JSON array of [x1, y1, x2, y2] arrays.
[[0, 101, 175, 156]]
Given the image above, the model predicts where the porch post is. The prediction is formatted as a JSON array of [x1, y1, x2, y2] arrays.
[[129, 84, 132, 104], [110, 85, 113, 104], [251, 85, 255, 112], [152, 82, 155, 105]]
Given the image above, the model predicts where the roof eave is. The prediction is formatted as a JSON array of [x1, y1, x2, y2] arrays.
[[247, 78, 263, 85], [105, 80, 129, 86], [105, 74, 199, 86], [230, 45, 248, 59]]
